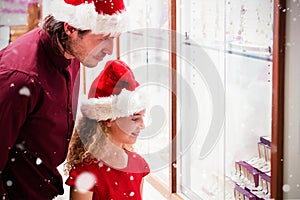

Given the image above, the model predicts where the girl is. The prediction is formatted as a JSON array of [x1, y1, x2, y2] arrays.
[[65, 60, 150, 200]]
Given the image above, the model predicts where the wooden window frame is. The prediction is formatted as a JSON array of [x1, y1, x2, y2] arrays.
[[168, 0, 286, 199], [271, 0, 286, 199]]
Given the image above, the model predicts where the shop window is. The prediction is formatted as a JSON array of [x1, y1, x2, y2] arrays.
[[0, 1, 41, 46], [120, 0, 280, 199]]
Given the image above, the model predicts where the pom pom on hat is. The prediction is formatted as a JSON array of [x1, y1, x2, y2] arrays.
[[88, 60, 139, 98], [50, 0, 128, 34], [81, 60, 148, 121]]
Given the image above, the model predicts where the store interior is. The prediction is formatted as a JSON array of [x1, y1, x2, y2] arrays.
[[0, 0, 299, 199]]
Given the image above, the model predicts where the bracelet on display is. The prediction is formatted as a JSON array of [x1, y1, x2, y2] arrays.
[[260, 136, 271, 147], [234, 184, 257, 200], [258, 142, 266, 161]]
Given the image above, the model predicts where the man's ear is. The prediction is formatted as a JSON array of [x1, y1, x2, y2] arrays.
[[64, 23, 76, 36]]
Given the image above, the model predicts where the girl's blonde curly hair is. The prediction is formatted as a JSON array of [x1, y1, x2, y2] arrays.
[[64, 116, 133, 174], [64, 117, 105, 174]]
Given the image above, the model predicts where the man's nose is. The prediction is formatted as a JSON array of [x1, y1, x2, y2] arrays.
[[103, 38, 114, 55]]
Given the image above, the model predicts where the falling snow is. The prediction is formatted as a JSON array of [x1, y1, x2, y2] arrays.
[[129, 191, 135, 197], [19, 86, 30, 96], [36, 157, 42, 165], [282, 184, 291, 192], [15, 143, 25, 151], [98, 161, 104, 167], [75, 172, 96, 192], [6, 180, 12, 187]]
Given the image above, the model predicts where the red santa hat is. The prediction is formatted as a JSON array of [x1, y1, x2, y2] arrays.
[[81, 60, 148, 121], [50, 0, 128, 34]]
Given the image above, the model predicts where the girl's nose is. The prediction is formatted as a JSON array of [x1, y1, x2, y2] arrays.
[[138, 119, 145, 129]]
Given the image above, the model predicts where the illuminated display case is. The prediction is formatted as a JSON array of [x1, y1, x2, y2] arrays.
[[120, 0, 274, 199]]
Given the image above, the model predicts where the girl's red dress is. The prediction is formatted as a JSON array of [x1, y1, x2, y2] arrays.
[[66, 150, 150, 200]]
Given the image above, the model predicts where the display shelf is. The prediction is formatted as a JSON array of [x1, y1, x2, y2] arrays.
[[231, 137, 271, 200]]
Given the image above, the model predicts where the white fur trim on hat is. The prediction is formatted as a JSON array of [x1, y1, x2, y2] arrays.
[[81, 88, 148, 121], [50, 0, 128, 34]]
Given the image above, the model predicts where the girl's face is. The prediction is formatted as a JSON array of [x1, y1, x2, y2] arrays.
[[107, 110, 146, 148]]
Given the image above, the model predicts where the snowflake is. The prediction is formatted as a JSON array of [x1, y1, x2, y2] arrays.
[[75, 172, 96, 192], [129, 192, 135, 197], [6, 180, 13, 187], [19, 86, 30, 96], [98, 161, 104, 167], [36, 157, 42, 165]]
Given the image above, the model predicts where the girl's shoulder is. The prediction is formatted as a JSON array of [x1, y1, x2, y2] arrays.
[[126, 150, 144, 161], [125, 150, 150, 175], [66, 160, 100, 187], [72, 159, 101, 173]]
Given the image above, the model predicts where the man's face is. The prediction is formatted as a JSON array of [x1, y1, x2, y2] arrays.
[[66, 31, 116, 68]]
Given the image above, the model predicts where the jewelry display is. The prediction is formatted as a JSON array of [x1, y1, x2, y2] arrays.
[[231, 136, 271, 200], [226, 0, 273, 59]]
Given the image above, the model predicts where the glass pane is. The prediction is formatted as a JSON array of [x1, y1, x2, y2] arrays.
[[178, 0, 273, 199], [124, 0, 169, 30], [121, 0, 171, 190], [225, 1, 273, 199], [177, 0, 226, 198]]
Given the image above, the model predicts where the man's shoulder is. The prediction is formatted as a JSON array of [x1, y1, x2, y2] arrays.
[[0, 28, 42, 74]]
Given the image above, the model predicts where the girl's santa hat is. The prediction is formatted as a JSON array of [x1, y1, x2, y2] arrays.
[[50, 0, 128, 34], [81, 60, 147, 121]]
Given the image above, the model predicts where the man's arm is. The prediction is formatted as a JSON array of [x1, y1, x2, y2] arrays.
[[0, 70, 38, 198]]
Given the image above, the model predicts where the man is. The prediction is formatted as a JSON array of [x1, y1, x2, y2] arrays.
[[0, 0, 127, 199]]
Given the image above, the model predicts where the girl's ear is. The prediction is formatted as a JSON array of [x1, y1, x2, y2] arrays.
[[106, 119, 113, 127]]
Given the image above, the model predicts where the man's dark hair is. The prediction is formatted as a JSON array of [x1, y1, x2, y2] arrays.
[[42, 15, 90, 55]]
